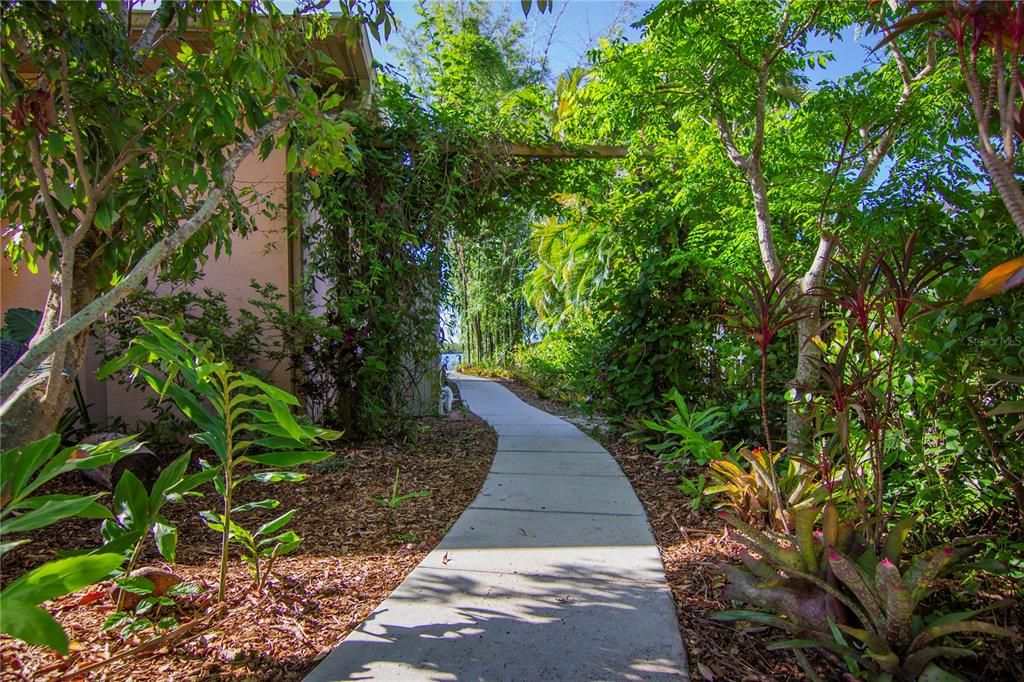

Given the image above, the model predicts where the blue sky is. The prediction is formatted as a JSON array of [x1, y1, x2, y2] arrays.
[[369, 0, 880, 86], [268, 0, 881, 85], [372, 0, 650, 78]]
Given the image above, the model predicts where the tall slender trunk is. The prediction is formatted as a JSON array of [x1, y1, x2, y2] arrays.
[[472, 315, 482, 365], [787, 314, 822, 450], [786, 236, 834, 451], [455, 242, 471, 362]]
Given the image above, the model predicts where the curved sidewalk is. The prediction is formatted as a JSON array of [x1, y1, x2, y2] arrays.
[[306, 374, 689, 681]]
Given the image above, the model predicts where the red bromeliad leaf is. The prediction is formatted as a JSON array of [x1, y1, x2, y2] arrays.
[[963, 256, 1024, 304]]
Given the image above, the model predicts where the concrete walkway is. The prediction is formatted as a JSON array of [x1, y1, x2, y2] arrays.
[[306, 374, 689, 681]]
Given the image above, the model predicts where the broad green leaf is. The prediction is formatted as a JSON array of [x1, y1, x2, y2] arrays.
[[1, 495, 108, 534], [2, 434, 61, 505], [114, 472, 149, 530], [168, 466, 220, 496], [232, 498, 280, 513], [96, 527, 146, 557], [2, 553, 125, 604], [114, 575, 155, 595], [153, 519, 178, 563], [255, 509, 296, 537], [240, 471, 308, 484], [232, 374, 300, 406], [166, 581, 203, 597], [0, 599, 70, 653], [12, 494, 112, 520], [103, 612, 132, 631], [267, 398, 305, 440], [150, 453, 191, 504]]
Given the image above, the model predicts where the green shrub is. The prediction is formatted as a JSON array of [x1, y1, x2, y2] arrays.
[[637, 389, 732, 467]]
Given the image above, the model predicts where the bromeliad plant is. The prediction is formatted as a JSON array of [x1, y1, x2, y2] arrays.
[[705, 447, 837, 531], [717, 506, 1018, 680], [100, 319, 341, 602]]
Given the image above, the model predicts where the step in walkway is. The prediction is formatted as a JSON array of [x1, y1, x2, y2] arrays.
[[306, 374, 689, 681]]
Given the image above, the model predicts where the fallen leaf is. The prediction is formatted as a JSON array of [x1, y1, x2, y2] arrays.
[[77, 590, 107, 607]]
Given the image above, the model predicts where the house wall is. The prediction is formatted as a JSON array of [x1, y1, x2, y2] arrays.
[[1, 148, 291, 431]]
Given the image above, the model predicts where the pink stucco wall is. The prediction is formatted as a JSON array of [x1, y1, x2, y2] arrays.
[[1, 147, 292, 430]]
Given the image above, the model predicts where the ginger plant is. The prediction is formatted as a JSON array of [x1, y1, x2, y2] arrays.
[[101, 319, 340, 601]]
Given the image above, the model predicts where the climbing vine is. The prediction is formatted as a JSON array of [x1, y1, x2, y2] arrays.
[[277, 71, 553, 437]]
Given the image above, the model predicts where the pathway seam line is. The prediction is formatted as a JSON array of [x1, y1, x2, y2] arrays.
[[305, 373, 690, 681]]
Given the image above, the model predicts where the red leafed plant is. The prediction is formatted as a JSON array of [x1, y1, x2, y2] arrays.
[[881, 2, 1024, 303], [722, 266, 813, 531]]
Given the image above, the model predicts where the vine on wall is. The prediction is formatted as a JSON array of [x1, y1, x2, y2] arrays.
[[284, 78, 551, 438]]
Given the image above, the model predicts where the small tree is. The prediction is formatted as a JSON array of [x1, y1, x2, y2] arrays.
[[635, 1, 940, 451], [0, 0, 393, 445]]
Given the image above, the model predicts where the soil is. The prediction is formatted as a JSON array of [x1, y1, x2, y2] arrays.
[[488, 376, 1024, 682], [0, 410, 496, 681]]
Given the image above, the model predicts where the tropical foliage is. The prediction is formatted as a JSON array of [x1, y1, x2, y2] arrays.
[[440, 0, 1022, 676], [99, 320, 341, 601], [1, 0, 1021, 676]]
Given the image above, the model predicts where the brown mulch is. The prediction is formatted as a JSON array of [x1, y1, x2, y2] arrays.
[[487, 376, 1024, 682], [0, 412, 496, 681]]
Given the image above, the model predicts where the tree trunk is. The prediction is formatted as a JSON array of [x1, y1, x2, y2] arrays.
[[786, 314, 821, 451], [1, 248, 102, 448], [978, 146, 1024, 239], [1, 373, 72, 447], [786, 236, 834, 452], [472, 315, 483, 365], [0, 112, 298, 413]]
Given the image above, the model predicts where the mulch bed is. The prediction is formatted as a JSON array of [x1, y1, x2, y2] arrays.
[[488, 376, 1024, 682], [0, 411, 496, 681]]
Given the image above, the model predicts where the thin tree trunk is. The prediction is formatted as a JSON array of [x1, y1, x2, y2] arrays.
[[473, 315, 482, 365], [0, 112, 298, 446]]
